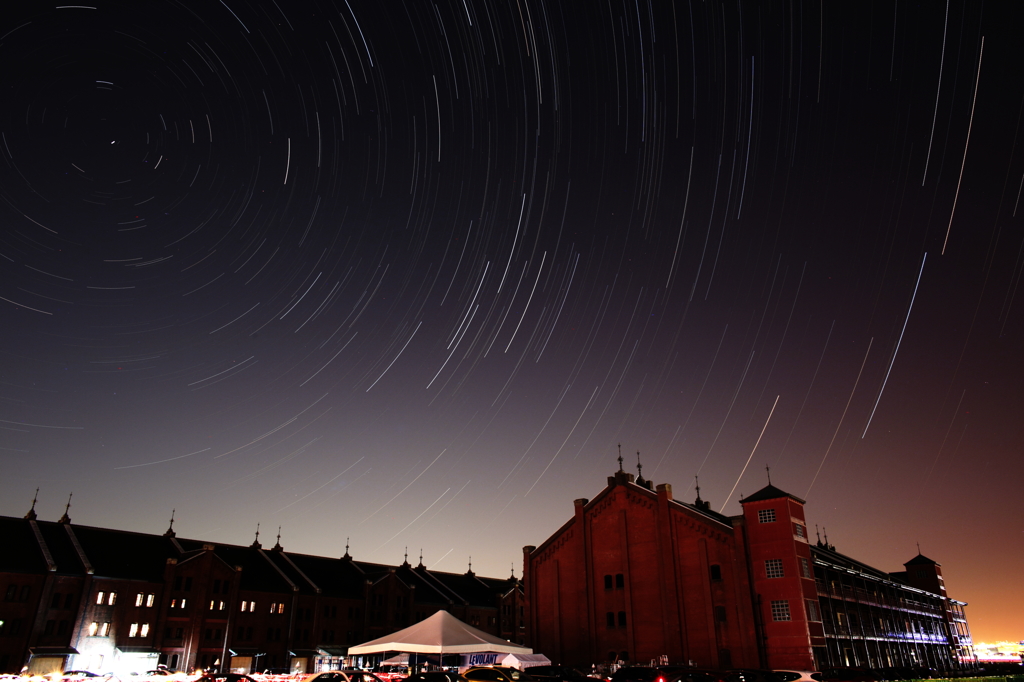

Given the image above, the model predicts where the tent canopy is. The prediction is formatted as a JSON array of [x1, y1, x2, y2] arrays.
[[348, 611, 532, 655], [500, 653, 551, 669]]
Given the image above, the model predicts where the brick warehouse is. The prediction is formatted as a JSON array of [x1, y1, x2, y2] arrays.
[[522, 464, 975, 672], [0, 502, 524, 675]]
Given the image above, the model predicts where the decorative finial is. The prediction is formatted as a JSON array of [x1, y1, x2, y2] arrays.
[[636, 451, 643, 480], [823, 526, 830, 550], [766, 464, 771, 484], [467, 556, 473, 575], [273, 526, 283, 551], [816, 524, 822, 545], [694, 476, 702, 502], [617, 444, 623, 472], [917, 541, 921, 555], [25, 487, 39, 520], [419, 549, 424, 567], [510, 562, 516, 580], [251, 523, 262, 548], [164, 509, 176, 537], [58, 493, 72, 524], [403, 547, 409, 566], [343, 537, 351, 560]]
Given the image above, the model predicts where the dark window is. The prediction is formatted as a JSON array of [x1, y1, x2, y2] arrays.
[[606, 612, 615, 628], [615, 573, 624, 589], [173, 577, 182, 591], [620, 651, 629, 662], [175, 627, 183, 639], [5, 585, 16, 601], [19, 586, 30, 601], [618, 611, 627, 627], [51, 593, 62, 608], [44, 620, 55, 635], [719, 649, 732, 668], [58, 620, 69, 635], [715, 606, 727, 623], [710, 564, 722, 581], [603, 575, 612, 589], [184, 577, 193, 591], [213, 580, 221, 593], [64, 593, 74, 609]]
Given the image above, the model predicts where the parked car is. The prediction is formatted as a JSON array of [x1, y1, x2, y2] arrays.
[[816, 670, 881, 682], [195, 674, 258, 682], [725, 670, 787, 682], [403, 673, 469, 682], [464, 667, 538, 682], [301, 672, 388, 682], [773, 671, 822, 682], [527, 666, 604, 682], [610, 667, 727, 682]]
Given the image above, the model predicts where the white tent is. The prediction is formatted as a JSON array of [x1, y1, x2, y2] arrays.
[[499, 653, 551, 669], [347, 610, 532, 655]]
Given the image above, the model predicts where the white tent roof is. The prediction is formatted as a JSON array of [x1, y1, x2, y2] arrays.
[[500, 653, 551, 669], [347, 611, 532, 655]]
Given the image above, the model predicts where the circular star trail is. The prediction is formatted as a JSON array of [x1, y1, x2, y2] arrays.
[[0, 0, 1021, 641]]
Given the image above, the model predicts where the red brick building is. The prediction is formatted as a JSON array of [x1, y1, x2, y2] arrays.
[[0, 503, 524, 675], [522, 465, 974, 672]]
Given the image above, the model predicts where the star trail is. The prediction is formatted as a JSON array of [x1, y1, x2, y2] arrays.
[[0, 0, 1021, 642]]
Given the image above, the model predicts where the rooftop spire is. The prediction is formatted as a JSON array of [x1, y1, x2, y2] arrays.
[[636, 450, 643, 481], [251, 523, 262, 549], [402, 546, 409, 567], [273, 526, 283, 551], [343, 537, 351, 560], [694, 476, 702, 502], [58, 493, 72, 524], [25, 487, 39, 520], [164, 509, 176, 537], [617, 444, 623, 472], [766, 464, 772, 484], [467, 556, 474, 576], [418, 549, 424, 568]]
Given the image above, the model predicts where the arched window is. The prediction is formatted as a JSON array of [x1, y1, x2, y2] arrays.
[[604, 575, 613, 589], [715, 605, 727, 623], [606, 612, 615, 628], [618, 611, 627, 627], [615, 573, 624, 589], [710, 564, 722, 581]]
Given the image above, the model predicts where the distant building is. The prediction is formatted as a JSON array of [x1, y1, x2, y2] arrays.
[[0, 503, 524, 675], [522, 464, 975, 671]]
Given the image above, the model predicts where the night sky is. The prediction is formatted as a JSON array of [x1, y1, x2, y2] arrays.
[[1, 0, 1021, 643]]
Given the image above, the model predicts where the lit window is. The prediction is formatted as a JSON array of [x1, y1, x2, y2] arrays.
[[88, 622, 99, 636], [140, 623, 150, 637], [209, 600, 215, 610], [146, 594, 155, 607], [241, 601, 248, 612], [219, 601, 226, 611], [770, 600, 791, 622], [249, 601, 255, 613], [800, 557, 812, 579], [129, 623, 139, 638], [135, 593, 144, 607], [765, 559, 785, 578], [96, 591, 105, 605], [794, 523, 805, 538], [805, 600, 820, 622], [180, 598, 186, 608], [758, 509, 776, 523], [271, 603, 277, 614], [171, 599, 178, 609], [100, 622, 111, 636], [108, 592, 117, 606]]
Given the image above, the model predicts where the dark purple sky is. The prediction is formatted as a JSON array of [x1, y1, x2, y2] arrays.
[[1, 0, 1021, 643]]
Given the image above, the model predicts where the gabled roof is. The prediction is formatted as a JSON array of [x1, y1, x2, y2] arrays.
[[739, 483, 805, 505], [905, 553, 939, 566]]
